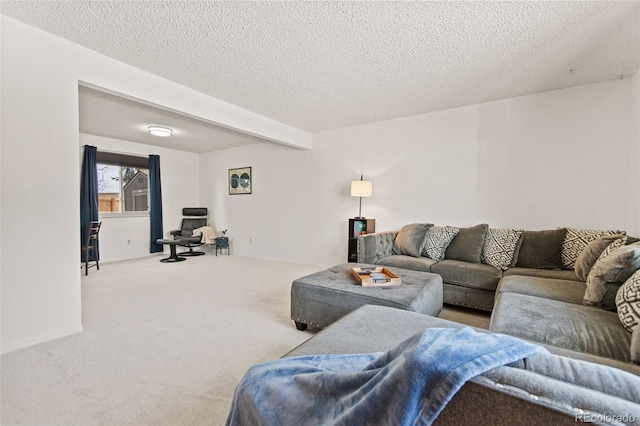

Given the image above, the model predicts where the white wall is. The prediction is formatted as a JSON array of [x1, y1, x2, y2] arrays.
[[0, 16, 306, 354], [200, 142, 328, 265], [80, 134, 200, 262], [200, 79, 639, 268], [2, 19, 84, 353], [475, 80, 635, 231]]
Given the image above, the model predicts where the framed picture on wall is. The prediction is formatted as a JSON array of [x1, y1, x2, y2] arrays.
[[229, 167, 252, 195]]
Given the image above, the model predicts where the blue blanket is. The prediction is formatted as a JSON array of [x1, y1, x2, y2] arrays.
[[226, 327, 547, 426]]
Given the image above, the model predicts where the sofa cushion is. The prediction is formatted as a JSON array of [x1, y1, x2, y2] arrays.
[[481, 228, 523, 271], [574, 234, 626, 281], [561, 228, 625, 269], [584, 244, 640, 308], [391, 223, 431, 258], [376, 255, 436, 273], [503, 268, 581, 282], [444, 224, 488, 264], [288, 305, 640, 376], [490, 293, 632, 362], [515, 229, 566, 270], [616, 270, 640, 333], [496, 276, 586, 305], [422, 226, 459, 261], [431, 259, 502, 292]]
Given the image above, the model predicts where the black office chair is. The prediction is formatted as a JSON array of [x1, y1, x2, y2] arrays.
[[170, 208, 208, 256], [83, 221, 102, 275]]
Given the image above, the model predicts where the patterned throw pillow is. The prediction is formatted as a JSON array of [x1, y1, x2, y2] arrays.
[[481, 228, 523, 271], [561, 228, 625, 269], [616, 270, 640, 333], [574, 234, 625, 281], [594, 236, 627, 265], [422, 226, 459, 261]]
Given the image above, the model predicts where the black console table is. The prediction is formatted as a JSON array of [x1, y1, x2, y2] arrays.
[[348, 218, 375, 262]]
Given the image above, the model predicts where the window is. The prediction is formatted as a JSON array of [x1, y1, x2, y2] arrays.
[[96, 151, 149, 214]]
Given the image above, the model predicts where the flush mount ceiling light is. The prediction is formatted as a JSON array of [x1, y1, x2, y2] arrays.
[[147, 126, 173, 137]]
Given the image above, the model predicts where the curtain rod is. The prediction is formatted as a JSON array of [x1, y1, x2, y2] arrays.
[[83, 145, 150, 159]]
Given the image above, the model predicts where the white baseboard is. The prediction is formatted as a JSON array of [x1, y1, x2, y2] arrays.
[[1, 325, 84, 355]]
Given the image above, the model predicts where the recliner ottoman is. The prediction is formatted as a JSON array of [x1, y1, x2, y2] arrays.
[[290, 263, 443, 330]]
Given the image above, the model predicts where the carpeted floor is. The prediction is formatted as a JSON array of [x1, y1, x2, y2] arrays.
[[1, 254, 490, 425], [439, 304, 491, 329]]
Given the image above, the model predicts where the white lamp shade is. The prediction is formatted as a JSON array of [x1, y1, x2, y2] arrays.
[[351, 180, 373, 197]]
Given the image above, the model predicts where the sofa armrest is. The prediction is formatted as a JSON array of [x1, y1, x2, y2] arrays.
[[357, 231, 398, 264]]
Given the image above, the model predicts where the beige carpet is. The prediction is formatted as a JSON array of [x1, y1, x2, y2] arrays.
[[439, 304, 491, 329], [1, 254, 490, 425], [1, 254, 322, 425]]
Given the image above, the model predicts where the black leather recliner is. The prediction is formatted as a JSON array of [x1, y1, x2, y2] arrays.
[[170, 207, 208, 256]]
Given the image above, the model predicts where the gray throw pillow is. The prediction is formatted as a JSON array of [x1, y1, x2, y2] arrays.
[[481, 228, 523, 271], [445, 224, 488, 264], [422, 226, 459, 261], [584, 243, 640, 308], [515, 229, 566, 270], [574, 234, 625, 281], [616, 269, 640, 334], [391, 223, 431, 258]]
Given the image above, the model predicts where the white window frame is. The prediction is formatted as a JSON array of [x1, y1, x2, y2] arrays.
[[97, 163, 150, 218]]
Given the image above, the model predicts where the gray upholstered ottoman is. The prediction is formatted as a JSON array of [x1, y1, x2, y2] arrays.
[[290, 263, 443, 330]]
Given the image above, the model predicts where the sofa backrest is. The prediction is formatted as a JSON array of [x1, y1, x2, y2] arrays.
[[357, 230, 397, 264]]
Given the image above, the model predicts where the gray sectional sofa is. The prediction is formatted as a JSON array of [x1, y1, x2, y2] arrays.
[[356, 224, 640, 367], [279, 224, 640, 423], [230, 224, 640, 423], [286, 305, 640, 424], [358, 225, 578, 311]]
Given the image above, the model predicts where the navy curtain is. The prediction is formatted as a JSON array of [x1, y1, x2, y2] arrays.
[[149, 155, 164, 253], [80, 145, 99, 261]]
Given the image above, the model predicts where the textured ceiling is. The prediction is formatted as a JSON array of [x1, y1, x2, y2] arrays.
[[3, 1, 640, 133], [78, 85, 266, 153]]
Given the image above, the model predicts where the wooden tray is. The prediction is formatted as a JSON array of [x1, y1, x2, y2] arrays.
[[351, 267, 401, 287]]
